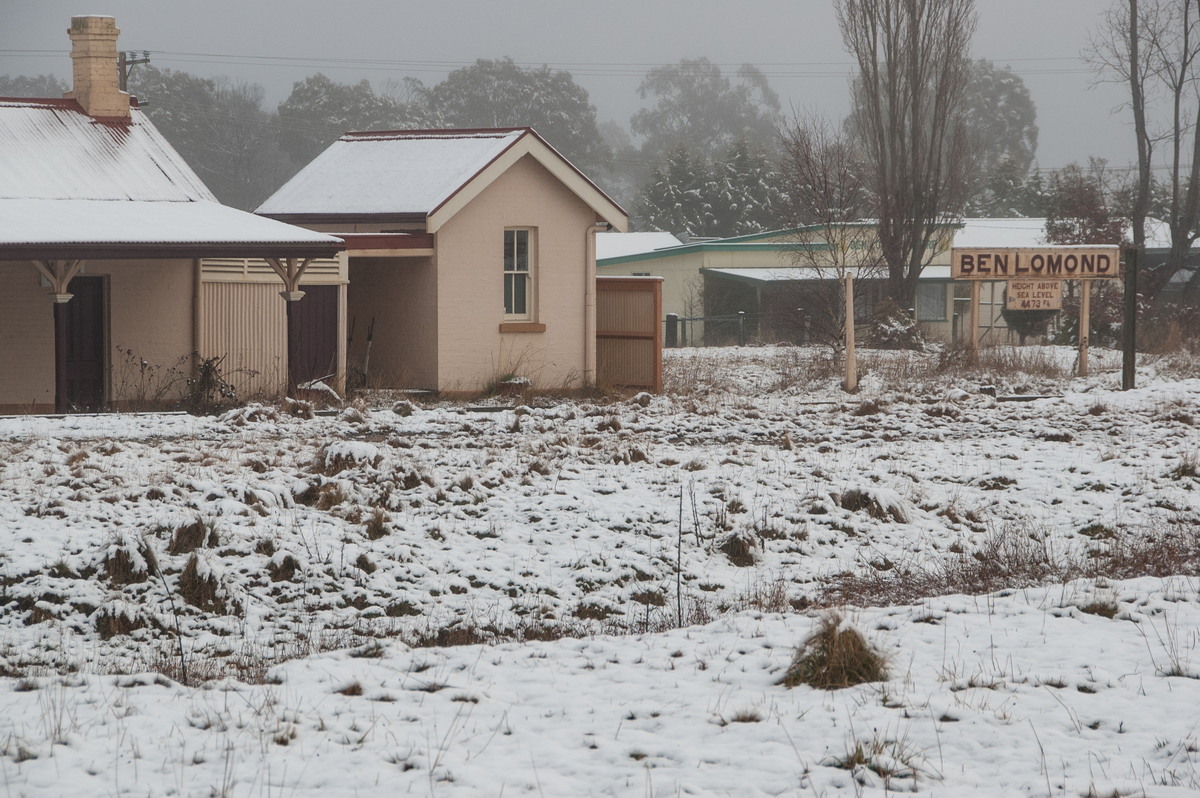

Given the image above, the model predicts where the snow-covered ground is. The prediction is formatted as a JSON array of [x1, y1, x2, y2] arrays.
[[1, 345, 1198, 796]]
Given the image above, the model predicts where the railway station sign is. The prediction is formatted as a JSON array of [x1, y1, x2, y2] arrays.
[[951, 247, 1121, 280], [1006, 279, 1062, 310]]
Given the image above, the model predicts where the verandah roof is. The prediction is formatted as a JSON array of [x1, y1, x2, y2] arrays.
[[0, 198, 343, 261]]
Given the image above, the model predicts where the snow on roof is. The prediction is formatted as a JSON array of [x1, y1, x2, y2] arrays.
[[0, 198, 342, 248], [256, 129, 528, 217], [704, 265, 952, 283], [0, 99, 214, 202], [952, 218, 1049, 248], [596, 232, 682, 261], [0, 97, 341, 254]]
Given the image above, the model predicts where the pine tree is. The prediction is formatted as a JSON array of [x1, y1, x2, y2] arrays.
[[634, 146, 716, 237]]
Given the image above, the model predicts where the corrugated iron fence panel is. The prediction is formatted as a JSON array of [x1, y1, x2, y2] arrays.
[[200, 282, 286, 398], [596, 276, 662, 392]]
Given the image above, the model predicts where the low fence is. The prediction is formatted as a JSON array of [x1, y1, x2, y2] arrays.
[[664, 312, 763, 348]]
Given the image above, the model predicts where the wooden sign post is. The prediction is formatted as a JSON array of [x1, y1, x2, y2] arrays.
[[844, 273, 857, 392], [1079, 281, 1091, 377], [968, 280, 980, 362], [950, 246, 1121, 378]]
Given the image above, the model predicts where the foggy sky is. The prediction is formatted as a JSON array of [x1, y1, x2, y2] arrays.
[[0, 0, 1133, 174]]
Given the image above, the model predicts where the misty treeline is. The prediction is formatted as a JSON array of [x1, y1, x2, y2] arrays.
[[1, 52, 1041, 234], [1, 53, 1044, 234]]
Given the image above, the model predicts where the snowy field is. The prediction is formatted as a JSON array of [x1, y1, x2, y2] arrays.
[[1, 344, 1199, 796]]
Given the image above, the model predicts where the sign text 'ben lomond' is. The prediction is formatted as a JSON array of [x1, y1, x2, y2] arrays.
[[951, 247, 1121, 280]]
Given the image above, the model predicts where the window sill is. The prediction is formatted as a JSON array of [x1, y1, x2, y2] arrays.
[[499, 322, 546, 333]]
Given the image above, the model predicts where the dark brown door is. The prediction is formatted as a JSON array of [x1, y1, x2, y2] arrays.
[[64, 276, 106, 411], [288, 285, 338, 387]]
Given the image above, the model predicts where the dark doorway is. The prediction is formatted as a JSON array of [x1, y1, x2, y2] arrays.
[[58, 275, 107, 412], [288, 285, 339, 388]]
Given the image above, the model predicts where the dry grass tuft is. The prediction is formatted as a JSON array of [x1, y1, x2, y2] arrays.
[[268, 553, 301, 583], [178, 554, 226, 613], [167, 519, 218, 555], [717, 529, 760, 567], [94, 603, 144, 640], [1078, 599, 1118, 618], [778, 612, 887, 690], [852, 399, 883, 417], [104, 537, 156, 586], [826, 522, 1200, 608]]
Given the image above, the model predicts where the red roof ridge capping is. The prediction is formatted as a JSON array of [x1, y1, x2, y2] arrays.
[[0, 95, 139, 126], [340, 127, 532, 142], [0, 96, 82, 109]]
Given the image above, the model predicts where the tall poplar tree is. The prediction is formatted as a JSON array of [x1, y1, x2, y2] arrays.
[[837, 0, 978, 306]]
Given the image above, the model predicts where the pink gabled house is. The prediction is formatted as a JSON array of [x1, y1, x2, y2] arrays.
[[256, 127, 629, 393], [0, 16, 344, 413]]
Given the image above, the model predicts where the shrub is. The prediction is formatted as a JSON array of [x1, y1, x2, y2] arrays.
[[778, 612, 887, 689], [185, 354, 239, 415], [866, 298, 925, 351]]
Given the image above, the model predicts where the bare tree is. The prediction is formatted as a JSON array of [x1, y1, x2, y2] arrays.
[[777, 115, 885, 349], [836, 0, 977, 307], [1090, 0, 1200, 299]]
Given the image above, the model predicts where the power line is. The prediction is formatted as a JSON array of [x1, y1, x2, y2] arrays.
[[0, 48, 1096, 80]]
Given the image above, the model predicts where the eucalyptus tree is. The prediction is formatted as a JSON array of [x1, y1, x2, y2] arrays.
[[425, 58, 610, 175]]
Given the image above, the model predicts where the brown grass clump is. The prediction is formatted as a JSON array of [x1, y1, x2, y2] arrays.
[[717, 529, 760, 567], [839, 489, 906, 522], [178, 554, 226, 613], [167, 520, 218, 555], [779, 612, 887, 690], [412, 624, 491, 648], [1078, 600, 1118, 618], [852, 400, 883, 417], [321, 445, 381, 476], [104, 538, 157, 586], [364, 507, 390, 540], [268, 553, 300, 583], [94, 603, 144, 640]]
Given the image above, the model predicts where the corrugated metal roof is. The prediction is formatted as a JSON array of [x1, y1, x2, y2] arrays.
[[256, 128, 527, 217], [0, 97, 341, 254], [0, 198, 343, 247], [0, 98, 215, 202]]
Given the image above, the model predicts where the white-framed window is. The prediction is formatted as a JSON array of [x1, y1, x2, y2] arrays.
[[916, 282, 948, 321], [504, 228, 534, 318]]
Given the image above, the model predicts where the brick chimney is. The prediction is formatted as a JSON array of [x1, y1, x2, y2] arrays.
[[64, 16, 130, 119]]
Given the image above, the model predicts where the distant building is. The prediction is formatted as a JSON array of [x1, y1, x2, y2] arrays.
[[598, 219, 1086, 346]]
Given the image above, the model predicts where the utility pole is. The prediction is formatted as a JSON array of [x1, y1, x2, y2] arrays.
[[117, 50, 151, 92]]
